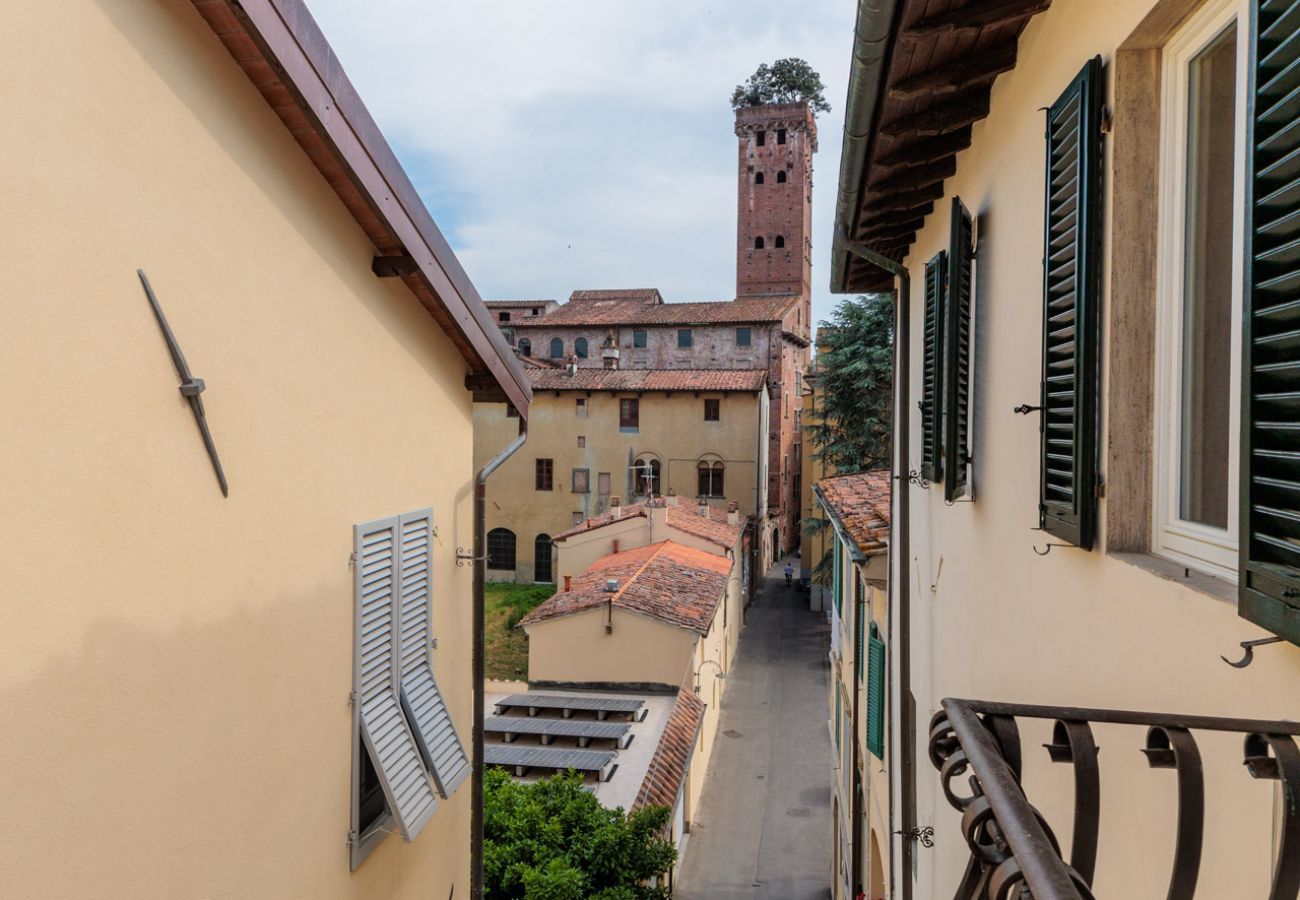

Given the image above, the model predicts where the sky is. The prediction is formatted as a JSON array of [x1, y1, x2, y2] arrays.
[[308, 1, 857, 330]]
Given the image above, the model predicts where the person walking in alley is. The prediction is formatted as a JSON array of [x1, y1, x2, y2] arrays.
[[784, 561, 793, 587]]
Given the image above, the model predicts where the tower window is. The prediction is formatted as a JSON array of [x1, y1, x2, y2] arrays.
[[754, 237, 765, 250], [575, 337, 588, 358], [518, 338, 531, 357], [755, 171, 764, 185], [775, 236, 785, 248], [777, 128, 787, 144], [633, 329, 647, 348], [498, 311, 510, 322], [677, 329, 693, 349], [777, 170, 787, 184], [549, 337, 564, 358], [756, 130, 766, 146]]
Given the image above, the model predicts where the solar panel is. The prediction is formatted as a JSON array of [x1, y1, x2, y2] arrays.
[[485, 715, 633, 749], [494, 693, 647, 720], [484, 744, 618, 781]]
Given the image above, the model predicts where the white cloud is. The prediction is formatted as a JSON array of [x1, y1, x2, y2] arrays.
[[307, 0, 854, 325]]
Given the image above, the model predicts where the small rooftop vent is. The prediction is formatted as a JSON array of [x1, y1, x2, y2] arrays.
[[604, 578, 619, 592]]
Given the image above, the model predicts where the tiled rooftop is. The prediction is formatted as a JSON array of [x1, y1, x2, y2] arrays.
[[519, 541, 732, 635], [529, 368, 767, 392], [814, 470, 891, 557], [569, 289, 663, 304], [554, 500, 744, 549], [511, 295, 800, 328], [633, 689, 705, 811]]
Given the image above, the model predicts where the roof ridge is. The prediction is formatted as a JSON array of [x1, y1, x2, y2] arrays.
[[610, 541, 672, 605]]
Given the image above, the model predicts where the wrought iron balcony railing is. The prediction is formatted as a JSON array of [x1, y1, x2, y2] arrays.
[[928, 699, 1300, 899]]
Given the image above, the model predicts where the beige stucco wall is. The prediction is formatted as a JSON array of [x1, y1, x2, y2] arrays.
[[892, 0, 1300, 896], [0, 1, 474, 897], [475, 388, 767, 581], [524, 608, 699, 687]]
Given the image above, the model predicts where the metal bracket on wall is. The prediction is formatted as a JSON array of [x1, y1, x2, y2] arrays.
[[895, 825, 935, 848], [137, 269, 229, 497], [1013, 403, 1042, 415], [1221, 636, 1285, 669], [455, 548, 486, 568]]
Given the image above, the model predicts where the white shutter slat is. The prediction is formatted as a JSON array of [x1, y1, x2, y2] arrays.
[[396, 509, 471, 799], [354, 515, 439, 840]]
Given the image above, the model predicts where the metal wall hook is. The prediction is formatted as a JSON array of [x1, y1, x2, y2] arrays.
[[455, 547, 486, 568], [1221, 636, 1285, 669], [1014, 404, 1042, 415], [1032, 542, 1075, 556]]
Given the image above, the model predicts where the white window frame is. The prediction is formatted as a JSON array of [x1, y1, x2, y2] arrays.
[[1152, 0, 1248, 580]]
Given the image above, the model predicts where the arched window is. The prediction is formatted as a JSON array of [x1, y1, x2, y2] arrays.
[[518, 338, 531, 357], [534, 534, 553, 583], [487, 528, 516, 570], [776, 170, 787, 184], [754, 171, 765, 185], [754, 237, 765, 250], [549, 337, 564, 358], [697, 460, 724, 498], [574, 337, 589, 358], [775, 235, 785, 248], [635, 456, 662, 497]]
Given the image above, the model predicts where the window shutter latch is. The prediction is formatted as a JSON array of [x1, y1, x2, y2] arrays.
[[1013, 404, 1042, 415]]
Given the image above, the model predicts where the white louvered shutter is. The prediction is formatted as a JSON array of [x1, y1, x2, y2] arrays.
[[354, 515, 439, 839], [397, 509, 471, 798]]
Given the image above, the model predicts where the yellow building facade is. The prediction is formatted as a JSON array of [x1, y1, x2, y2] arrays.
[[0, 1, 528, 897]]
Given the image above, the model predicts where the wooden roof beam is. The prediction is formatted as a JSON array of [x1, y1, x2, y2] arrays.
[[888, 40, 1019, 100], [876, 128, 974, 169], [859, 202, 935, 232], [904, 0, 1052, 41], [881, 91, 991, 139], [869, 158, 957, 194], [866, 182, 946, 214], [859, 217, 927, 244]]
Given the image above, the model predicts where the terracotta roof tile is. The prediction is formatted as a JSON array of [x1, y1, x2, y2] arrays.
[[554, 500, 744, 549], [511, 295, 800, 328], [518, 542, 731, 634], [814, 471, 891, 557], [529, 369, 767, 392], [569, 289, 663, 304], [633, 690, 705, 811]]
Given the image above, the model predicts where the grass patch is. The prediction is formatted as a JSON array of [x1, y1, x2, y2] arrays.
[[484, 582, 555, 681]]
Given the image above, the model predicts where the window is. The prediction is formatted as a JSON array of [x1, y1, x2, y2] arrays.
[[777, 170, 787, 184], [572, 511, 584, 526], [704, 399, 720, 421], [572, 468, 590, 493], [535, 458, 553, 491], [518, 338, 531, 357], [756, 129, 766, 146], [754, 236, 765, 250], [534, 534, 553, 583], [1155, 0, 1241, 578], [577, 435, 586, 448], [498, 311, 510, 322], [549, 337, 564, 358], [352, 511, 465, 869], [598, 472, 611, 495], [677, 329, 693, 348], [635, 456, 662, 496], [697, 460, 724, 497], [777, 128, 787, 144], [576, 398, 588, 418], [531, 307, 540, 316], [633, 329, 648, 348], [755, 171, 765, 185], [775, 235, 785, 248], [921, 253, 947, 483], [575, 337, 589, 358], [620, 398, 639, 431], [736, 327, 752, 347], [487, 528, 516, 569]]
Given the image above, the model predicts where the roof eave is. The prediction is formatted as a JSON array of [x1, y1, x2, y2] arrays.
[[813, 483, 890, 563], [193, 0, 532, 416]]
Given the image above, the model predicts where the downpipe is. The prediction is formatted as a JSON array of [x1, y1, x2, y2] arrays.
[[838, 234, 912, 900], [471, 415, 527, 900]]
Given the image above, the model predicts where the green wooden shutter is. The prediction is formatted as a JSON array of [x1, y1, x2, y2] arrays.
[[866, 624, 885, 760], [833, 537, 843, 613], [1039, 57, 1104, 549], [921, 252, 948, 483], [1241, 0, 1300, 643], [855, 592, 865, 683], [945, 197, 975, 502]]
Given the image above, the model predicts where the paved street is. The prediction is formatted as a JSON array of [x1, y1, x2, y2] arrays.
[[675, 557, 832, 900]]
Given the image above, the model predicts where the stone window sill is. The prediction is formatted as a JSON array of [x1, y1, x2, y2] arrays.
[[1109, 551, 1236, 606]]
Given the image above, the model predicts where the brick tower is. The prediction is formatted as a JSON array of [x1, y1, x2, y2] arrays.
[[735, 101, 816, 309]]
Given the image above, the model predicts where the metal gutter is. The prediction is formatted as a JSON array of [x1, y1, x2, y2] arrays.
[[830, 0, 905, 294], [837, 236, 912, 900], [471, 417, 528, 899]]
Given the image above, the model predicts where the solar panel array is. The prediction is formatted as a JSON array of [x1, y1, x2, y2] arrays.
[[494, 693, 646, 719], [484, 744, 618, 781], [485, 715, 632, 748]]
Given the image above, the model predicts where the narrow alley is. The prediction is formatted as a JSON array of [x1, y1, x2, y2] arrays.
[[675, 559, 832, 900]]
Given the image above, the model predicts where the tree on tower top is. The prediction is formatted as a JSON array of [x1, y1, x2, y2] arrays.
[[731, 58, 831, 115]]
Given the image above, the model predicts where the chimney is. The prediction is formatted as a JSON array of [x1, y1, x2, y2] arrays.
[[566, 354, 579, 377], [563, 575, 572, 593], [612, 539, 620, 554], [610, 496, 621, 518], [727, 500, 739, 526], [698, 496, 710, 517], [665, 488, 679, 507], [601, 333, 620, 369]]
